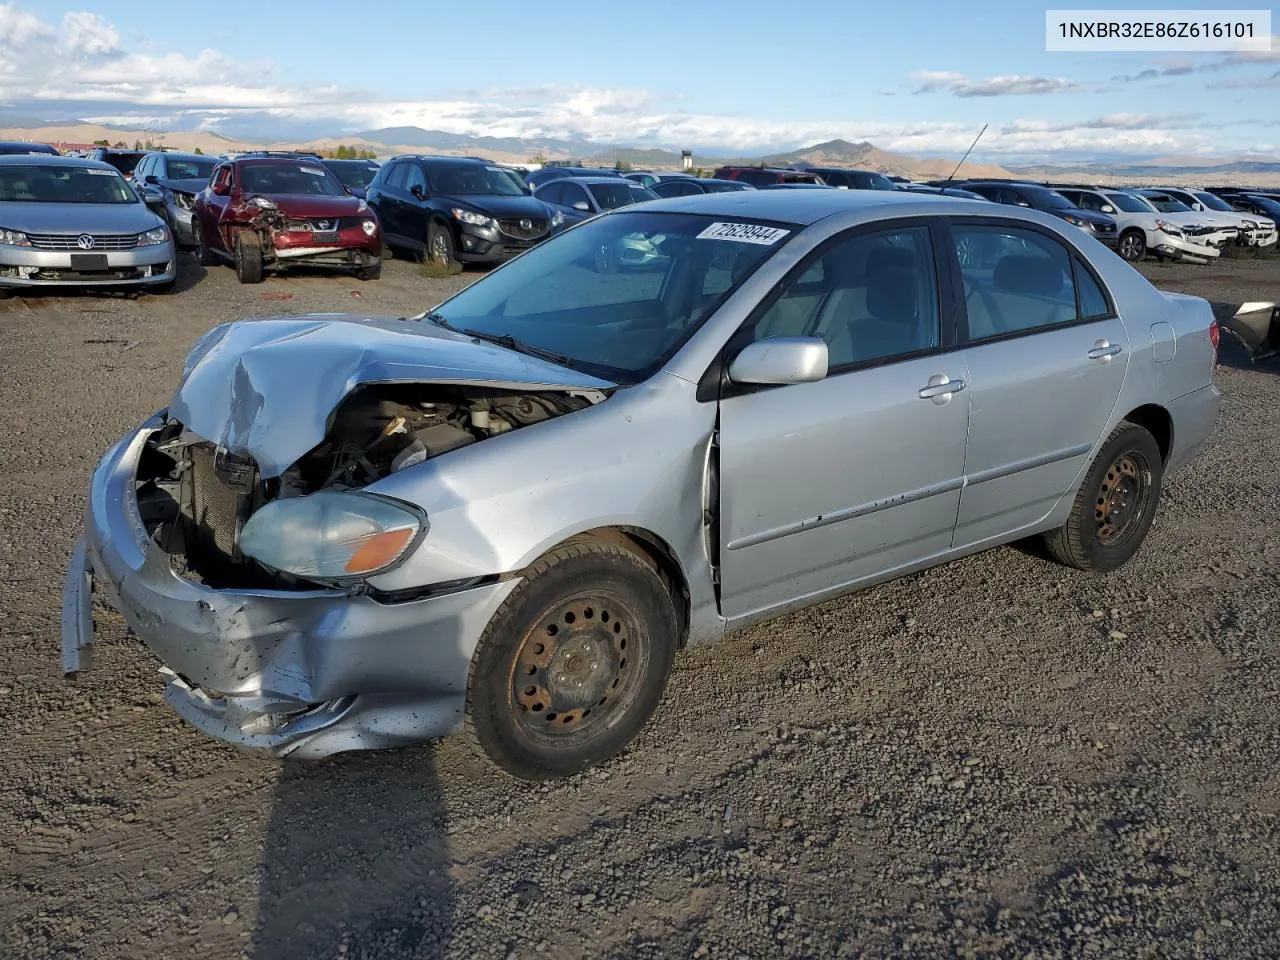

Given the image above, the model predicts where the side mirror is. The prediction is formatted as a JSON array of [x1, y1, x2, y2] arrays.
[[728, 337, 829, 386], [572, 200, 591, 212], [1192, 202, 1203, 211], [142, 190, 165, 208], [145, 174, 160, 185], [1016, 200, 1031, 207], [1101, 204, 1115, 214], [211, 180, 229, 196], [410, 184, 426, 200]]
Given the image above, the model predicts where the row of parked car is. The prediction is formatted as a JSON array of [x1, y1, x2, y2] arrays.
[[1, 136, 1277, 295]]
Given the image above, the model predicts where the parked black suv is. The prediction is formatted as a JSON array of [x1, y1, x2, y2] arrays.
[[85, 148, 148, 182], [798, 167, 899, 190], [961, 181, 1119, 248], [711, 165, 825, 187], [366, 155, 562, 268]]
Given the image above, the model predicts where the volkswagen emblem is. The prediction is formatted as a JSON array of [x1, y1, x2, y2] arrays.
[[519, 219, 533, 232], [76, 234, 95, 250]]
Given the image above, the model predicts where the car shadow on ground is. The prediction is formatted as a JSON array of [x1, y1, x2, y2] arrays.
[[252, 748, 454, 959]]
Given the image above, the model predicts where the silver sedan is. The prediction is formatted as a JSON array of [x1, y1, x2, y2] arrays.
[[0, 155, 176, 294], [63, 190, 1221, 779]]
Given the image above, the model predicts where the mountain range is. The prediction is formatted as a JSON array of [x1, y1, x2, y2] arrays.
[[3, 118, 1279, 186]]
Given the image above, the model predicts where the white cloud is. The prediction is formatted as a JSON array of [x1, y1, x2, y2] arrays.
[[907, 70, 1078, 97], [61, 11, 120, 57]]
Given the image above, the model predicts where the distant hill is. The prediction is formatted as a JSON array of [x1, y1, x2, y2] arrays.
[[355, 126, 587, 159], [1008, 158, 1280, 187], [741, 138, 1015, 181]]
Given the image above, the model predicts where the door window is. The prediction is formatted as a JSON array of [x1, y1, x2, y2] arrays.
[[403, 163, 427, 196], [953, 224, 1106, 340], [211, 165, 233, 193], [560, 182, 590, 210], [539, 182, 566, 206], [747, 226, 941, 370]]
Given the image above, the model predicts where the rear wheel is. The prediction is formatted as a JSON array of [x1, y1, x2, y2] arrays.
[[1044, 422, 1163, 572], [234, 230, 264, 284], [1118, 229, 1146, 262], [465, 538, 678, 780]]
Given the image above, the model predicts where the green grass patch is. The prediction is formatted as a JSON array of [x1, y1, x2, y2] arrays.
[[420, 260, 464, 278]]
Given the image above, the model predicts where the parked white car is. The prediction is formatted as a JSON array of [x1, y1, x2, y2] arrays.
[[1126, 190, 1240, 250], [1142, 186, 1276, 248], [1055, 187, 1220, 263]]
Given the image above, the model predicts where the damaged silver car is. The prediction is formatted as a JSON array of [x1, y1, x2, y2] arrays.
[[64, 190, 1222, 779]]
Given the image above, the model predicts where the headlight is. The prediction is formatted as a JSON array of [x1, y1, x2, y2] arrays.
[[1155, 219, 1183, 236], [550, 209, 564, 228], [451, 207, 494, 227], [172, 192, 194, 211], [0, 227, 31, 246], [137, 225, 169, 246], [249, 196, 277, 210], [1241, 220, 1257, 229], [361, 219, 377, 236], [239, 491, 424, 580]]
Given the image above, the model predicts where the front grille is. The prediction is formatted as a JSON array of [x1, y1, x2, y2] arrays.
[[286, 217, 348, 233], [27, 232, 139, 250], [1095, 222, 1116, 234], [498, 218, 549, 240]]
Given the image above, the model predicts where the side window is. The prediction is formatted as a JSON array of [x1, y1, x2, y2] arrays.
[[954, 224, 1082, 341], [1074, 257, 1110, 319], [561, 182, 588, 208], [212, 165, 233, 193], [383, 162, 406, 189], [539, 182, 565, 206], [748, 226, 940, 370], [403, 163, 427, 196], [1077, 192, 1103, 212], [135, 156, 151, 180]]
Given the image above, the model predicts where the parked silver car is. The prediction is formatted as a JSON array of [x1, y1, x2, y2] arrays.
[[63, 190, 1221, 779], [0, 155, 176, 293]]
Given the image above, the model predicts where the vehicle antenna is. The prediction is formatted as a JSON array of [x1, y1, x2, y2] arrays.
[[944, 123, 988, 185]]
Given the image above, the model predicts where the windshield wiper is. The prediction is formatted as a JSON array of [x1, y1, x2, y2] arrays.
[[461, 329, 574, 368]]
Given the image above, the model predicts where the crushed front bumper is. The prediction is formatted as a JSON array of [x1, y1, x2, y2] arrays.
[[62, 414, 519, 758], [1156, 233, 1221, 263]]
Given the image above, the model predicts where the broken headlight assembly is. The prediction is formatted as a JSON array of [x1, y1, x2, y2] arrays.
[[239, 490, 426, 580]]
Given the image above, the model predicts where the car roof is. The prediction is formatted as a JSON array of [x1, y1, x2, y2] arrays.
[[560, 176, 645, 186], [629, 187, 979, 226], [152, 151, 212, 162], [0, 154, 118, 170]]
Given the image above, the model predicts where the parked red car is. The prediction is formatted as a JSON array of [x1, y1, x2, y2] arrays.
[[193, 153, 382, 283]]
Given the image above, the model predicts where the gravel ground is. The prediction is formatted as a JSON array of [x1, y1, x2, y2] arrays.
[[1, 251, 1278, 959]]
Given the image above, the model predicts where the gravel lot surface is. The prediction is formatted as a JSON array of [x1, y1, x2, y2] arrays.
[[1, 252, 1278, 959]]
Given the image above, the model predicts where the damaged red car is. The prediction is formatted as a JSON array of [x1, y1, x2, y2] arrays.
[[193, 153, 383, 283]]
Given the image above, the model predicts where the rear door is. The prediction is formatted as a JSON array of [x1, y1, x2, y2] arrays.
[[717, 221, 970, 620], [949, 219, 1129, 547], [199, 164, 233, 252]]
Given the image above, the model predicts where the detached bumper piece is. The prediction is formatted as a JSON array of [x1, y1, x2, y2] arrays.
[[1213, 301, 1280, 361]]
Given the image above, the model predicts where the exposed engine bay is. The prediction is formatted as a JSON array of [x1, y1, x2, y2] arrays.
[[134, 384, 605, 589]]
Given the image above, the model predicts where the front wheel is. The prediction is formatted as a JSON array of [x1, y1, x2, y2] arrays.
[[465, 538, 678, 780], [234, 230, 264, 284], [428, 224, 460, 269], [1043, 422, 1163, 572], [194, 227, 217, 267], [1117, 229, 1146, 262], [357, 257, 382, 281]]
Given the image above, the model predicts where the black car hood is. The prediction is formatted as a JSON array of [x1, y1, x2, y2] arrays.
[[439, 194, 551, 219], [1054, 207, 1113, 227]]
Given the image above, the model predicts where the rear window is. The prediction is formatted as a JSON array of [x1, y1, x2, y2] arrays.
[[102, 153, 144, 175]]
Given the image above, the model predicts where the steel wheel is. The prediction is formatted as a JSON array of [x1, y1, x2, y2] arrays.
[[1094, 452, 1150, 546], [955, 235, 980, 268], [511, 597, 637, 739]]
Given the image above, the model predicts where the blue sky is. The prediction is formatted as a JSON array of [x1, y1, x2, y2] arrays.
[[1, 0, 1277, 160]]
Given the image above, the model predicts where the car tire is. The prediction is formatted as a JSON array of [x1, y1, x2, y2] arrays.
[[1118, 229, 1146, 262], [1043, 421, 1163, 573], [147, 280, 176, 295], [357, 258, 382, 281], [194, 228, 217, 267], [234, 230, 264, 284], [428, 224, 460, 269], [380, 240, 395, 261], [465, 537, 678, 780]]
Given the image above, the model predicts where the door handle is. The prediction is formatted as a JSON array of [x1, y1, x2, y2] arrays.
[[1088, 340, 1123, 361], [918, 375, 967, 401]]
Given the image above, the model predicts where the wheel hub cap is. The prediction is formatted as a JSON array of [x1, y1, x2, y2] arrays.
[[1095, 453, 1143, 543]]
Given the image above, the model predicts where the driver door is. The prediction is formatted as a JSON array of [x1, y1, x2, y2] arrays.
[[716, 222, 970, 621]]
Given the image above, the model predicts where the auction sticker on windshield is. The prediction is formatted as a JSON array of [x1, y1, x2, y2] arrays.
[[84, 168, 118, 176], [697, 222, 791, 245], [300, 166, 326, 176]]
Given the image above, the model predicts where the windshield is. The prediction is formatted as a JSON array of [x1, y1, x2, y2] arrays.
[[0, 164, 138, 204], [103, 153, 144, 175], [1246, 195, 1280, 217], [1029, 189, 1074, 211], [1103, 192, 1151, 213], [427, 163, 525, 196], [241, 162, 347, 196], [429, 211, 793, 382], [588, 182, 655, 210], [866, 172, 898, 191], [1193, 191, 1235, 212], [324, 161, 378, 189], [166, 157, 216, 181], [702, 180, 750, 193], [1140, 193, 1191, 213]]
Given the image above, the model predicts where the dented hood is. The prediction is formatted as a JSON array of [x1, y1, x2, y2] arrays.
[[169, 313, 616, 477]]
